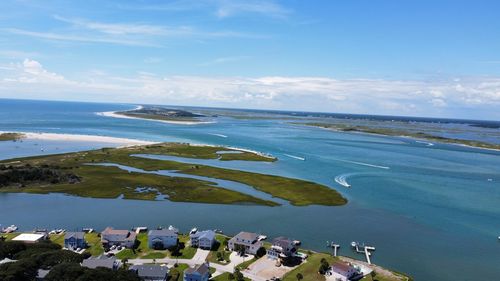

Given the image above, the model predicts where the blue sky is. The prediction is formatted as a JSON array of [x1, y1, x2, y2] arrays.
[[1, 0, 499, 120]]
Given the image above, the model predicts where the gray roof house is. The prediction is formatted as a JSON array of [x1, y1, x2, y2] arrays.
[[148, 229, 178, 250], [101, 227, 137, 248], [82, 255, 121, 270], [190, 230, 216, 250], [183, 262, 210, 281], [130, 265, 169, 281], [228, 231, 263, 255], [64, 231, 86, 249], [267, 236, 299, 260]]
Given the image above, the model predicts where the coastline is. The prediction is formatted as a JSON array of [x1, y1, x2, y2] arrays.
[[0, 131, 157, 147], [97, 108, 216, 125], [298, 123, 500, 152]]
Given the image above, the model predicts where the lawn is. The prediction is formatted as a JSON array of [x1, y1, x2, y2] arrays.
[[49, 233, 65, 246], [1, 232, 20, 241], [168, 263, 189, 281], [235, 257, 258, 271], [84, 232, 104, 256], [211, 272, 251, 281], [282, 253, 339, 281], [206, 235, 231, 264]]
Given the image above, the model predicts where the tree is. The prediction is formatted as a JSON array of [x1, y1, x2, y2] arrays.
[[227, 272, 235, 280], [45, 262, 86, 281], [296, 272, 303, 281], [255, 247, 266, 258], [234, 268, 244, 281], [216, 251, 224, 261], [318, 258, 330, 275]]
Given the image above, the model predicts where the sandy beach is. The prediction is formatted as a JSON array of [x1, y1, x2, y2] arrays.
[[0, 131, 156, 147]]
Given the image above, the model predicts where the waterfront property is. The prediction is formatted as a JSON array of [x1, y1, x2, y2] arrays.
[[11, 233, 45, 243], [148, 229, 178, 250], [190, 230, 216, 249], [183, 262, 210, 281], [64, 231, 86, 249], [82, 255, 121, 270], [101, 227, 137, 248], [228, 231, 263, 255], [329, 261, 358, 281], [130, 264, 169, 281], [267, 236, 299, 260]]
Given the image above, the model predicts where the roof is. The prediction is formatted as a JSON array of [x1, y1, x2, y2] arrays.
[[37, 269, 50, 279], [12, 233, 45, 242], [191, 230, 215, 240], [65, 231, 85, 240], [82, 256, 117, 269], [130, 265, 169, 278], [102, 227, 130, 236], [332, 261, 355, 273], [0, 258, 16, 265], [233, 231, 259, 242], [272, 236, 293, 248], [148, 229, 177, 236], [184, 263, 210, 276]]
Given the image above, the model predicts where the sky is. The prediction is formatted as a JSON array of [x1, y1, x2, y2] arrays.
[[0, 0, 500, 120]]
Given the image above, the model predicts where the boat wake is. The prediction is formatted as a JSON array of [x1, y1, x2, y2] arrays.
[[336, 159, 390, 170], [416, 140, 434, 146], [209, 133, 228, 138], [334, 173, 352, 187], [283, 154, 306, 161]]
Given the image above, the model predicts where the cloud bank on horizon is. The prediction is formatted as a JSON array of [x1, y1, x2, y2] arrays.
[[0, 0, 499, 120]]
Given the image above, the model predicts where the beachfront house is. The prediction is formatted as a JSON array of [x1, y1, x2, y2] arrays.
[[64, 231, 86, 249], [267, 236, 299, 260], [228, 231, 263, 255], [190, 230, 216, 249], [329, 261, 358, 281], [147, 229, 178, 250], [130, 265, 169, 281], [101, 227, 137, 248], [82, 255, 121, 270], [183, 262, 210, 281]]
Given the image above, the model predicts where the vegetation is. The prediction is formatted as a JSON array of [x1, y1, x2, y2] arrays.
[[206, 235, 231, 264], [116, 106, 205, 123], [0, 164, 80, 188], [168, 263, 189, 281], [0, 143, 346, 206], [299, 122, 500, 150], [0, 133, 25, 141], [282, 253, 339, 281], [210, 272, 251, 281], [84, 232, 104, 256]]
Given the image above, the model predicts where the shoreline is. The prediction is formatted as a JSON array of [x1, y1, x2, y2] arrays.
[[96, 108, 216, 125], [299, 123, 500, 152], [0, 131, 157, 147]]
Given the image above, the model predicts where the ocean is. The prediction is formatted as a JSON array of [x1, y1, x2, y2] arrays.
[[0, 98, 499, 280]]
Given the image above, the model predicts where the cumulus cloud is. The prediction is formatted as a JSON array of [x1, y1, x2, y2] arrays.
[[1, 59, 500, 119]]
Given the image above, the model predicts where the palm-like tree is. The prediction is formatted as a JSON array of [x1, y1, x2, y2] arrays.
[[296, 272, 303, 281]]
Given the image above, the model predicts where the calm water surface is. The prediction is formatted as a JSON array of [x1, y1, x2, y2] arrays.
[[0, 99, 499, 281]]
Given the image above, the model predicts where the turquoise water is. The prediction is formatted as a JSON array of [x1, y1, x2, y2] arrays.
[[0, 99, 499, 280]]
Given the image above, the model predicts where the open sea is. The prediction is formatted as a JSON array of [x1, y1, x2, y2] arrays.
[[0, 98, 499, 280]]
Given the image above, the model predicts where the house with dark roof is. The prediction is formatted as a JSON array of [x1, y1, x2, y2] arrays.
[[101, 227, 137, 248], [183, 262, 210, 281], [64, 231, 86, 249], [190, 230, 216, 249], [267, 236, 299, 260], [82, 255, 121, 270], [130, 264, 169, 281], [148, 229, 178, 250], [228, 231, 263, 255]]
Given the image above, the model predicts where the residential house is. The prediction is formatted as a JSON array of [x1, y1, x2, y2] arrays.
[[190, 230, 216, 250], [36, 269, 50, 281], [228, 231, 263, 255], [12, 233, 45, 243], [183, 262, 210, 281], [82, 255, 121, 270], [101, 227, 137, 248], [330, 261, 358, 281], [148, 229, 178, 250], [267, 236, 299, 260], [130, 265, 169, 281], [64, 232, 86, 249]]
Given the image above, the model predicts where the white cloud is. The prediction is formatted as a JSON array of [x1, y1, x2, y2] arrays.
[[198, 56, 250, 66], [1, 59, 500, 119]]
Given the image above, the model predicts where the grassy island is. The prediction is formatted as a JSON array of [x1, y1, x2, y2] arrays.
[[0, 143, 346, 206], [0, 132, 25, 141], [298, 123, 500, 150], [116, 106, 208, 123]]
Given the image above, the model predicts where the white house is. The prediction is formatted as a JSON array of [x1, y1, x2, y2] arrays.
[[330, 261, 358, 281], [148, 229, 178, 249], [228, 231, 263, 255], [267, 236, 299, 260], [12, 233, 45, 243], [190, 230, 216, 249]]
